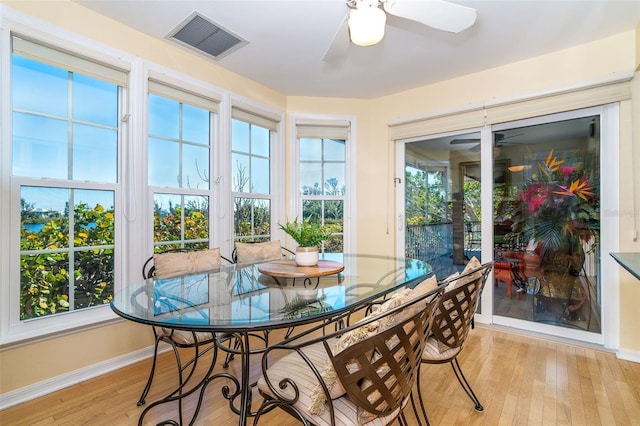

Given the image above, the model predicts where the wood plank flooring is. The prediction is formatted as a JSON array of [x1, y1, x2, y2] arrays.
[[2, 325, 639, 426]]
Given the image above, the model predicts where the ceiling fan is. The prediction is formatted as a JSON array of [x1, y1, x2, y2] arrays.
[[323, 0, 477, 61], [450, 133, 524, 152]]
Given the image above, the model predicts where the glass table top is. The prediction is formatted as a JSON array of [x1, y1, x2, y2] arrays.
[[111, 254, 431, 332], [610, 252, 640, 281]]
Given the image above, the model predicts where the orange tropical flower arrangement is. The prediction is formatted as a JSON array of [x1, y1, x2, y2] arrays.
[[512, 149, 599, 253]]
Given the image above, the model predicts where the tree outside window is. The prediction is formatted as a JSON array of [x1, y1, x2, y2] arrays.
[[13, 44, 120, 320], [232, 118, 273, 242], [299, 137, 346, 253], [148, 86, 214, 252]]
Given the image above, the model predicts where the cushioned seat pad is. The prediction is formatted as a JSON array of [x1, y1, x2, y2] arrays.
[[257, 339, 399, 426]]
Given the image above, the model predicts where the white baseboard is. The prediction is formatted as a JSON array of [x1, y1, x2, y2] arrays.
[[0, 346, 156, 410], [617, 348, 640, 363]]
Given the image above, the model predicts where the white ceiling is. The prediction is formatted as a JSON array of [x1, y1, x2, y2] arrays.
[[74, 0, 640, 99]]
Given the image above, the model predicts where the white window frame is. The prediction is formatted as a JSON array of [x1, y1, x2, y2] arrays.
[[229, 97, 285, 248], [487, 105, 619, 347], [393, 106, 620, 349], [290, 115, 356, 254], [0, 12, 133, 345], [144, 66, 224, 257]]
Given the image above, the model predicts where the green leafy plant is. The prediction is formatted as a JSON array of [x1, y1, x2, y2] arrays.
[[20, 203, 115, 319], [511, 149, 599, 254], [279, 218, 331, 248]]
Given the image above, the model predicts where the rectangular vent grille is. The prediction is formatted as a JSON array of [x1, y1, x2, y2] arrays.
[[168, 13, 247, 60]]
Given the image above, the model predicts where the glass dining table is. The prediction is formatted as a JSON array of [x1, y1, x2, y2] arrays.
[[110, 254, 432, 426]]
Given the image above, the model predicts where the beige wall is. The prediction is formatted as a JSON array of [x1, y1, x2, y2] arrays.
[[1, 0, 638, 398], [0, 0, 287, 395], [620, 21, 640, 354], [618, 97, 640, 354], [636, 21, 640, 70], [2, 0, 287, 110], [1, 321, 150, 390]]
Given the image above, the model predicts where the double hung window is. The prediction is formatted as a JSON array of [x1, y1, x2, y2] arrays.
[[295, 121, 350, 253], [231, 107, 279, 242], [147, 79, 218, 252], [11, 36, 125, 321]]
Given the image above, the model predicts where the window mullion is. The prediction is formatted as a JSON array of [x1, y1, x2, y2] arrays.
[[67, 71, 74, 180], [68, 189, 75, 311]]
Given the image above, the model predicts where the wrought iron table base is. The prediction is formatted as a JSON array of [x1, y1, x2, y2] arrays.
[[138, 331, 263, 426]]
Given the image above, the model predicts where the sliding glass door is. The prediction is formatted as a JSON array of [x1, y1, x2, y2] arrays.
[[403, 130, 482, 279], [398, 107, 608, 344], [491, 113, 601, 337]]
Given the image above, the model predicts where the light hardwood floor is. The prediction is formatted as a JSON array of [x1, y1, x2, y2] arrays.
[[2, 325, 640, 426]]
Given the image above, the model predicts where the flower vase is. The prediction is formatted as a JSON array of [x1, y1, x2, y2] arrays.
[[295, 246, 319, 266]]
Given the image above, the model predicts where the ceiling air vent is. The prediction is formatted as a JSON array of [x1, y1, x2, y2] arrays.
[[167, 12, 248, 60]]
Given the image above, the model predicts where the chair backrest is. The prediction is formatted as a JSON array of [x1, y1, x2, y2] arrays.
[[325, 287, 443, 419], [232, 240, 293, 264], [142, 247, 231, 279], [430, 262, 492, 352]]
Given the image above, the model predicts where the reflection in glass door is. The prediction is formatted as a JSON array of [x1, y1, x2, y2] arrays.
[[399, 112, 603, 343], [492, 115, 601, 335], [403, 131, 482, 279]]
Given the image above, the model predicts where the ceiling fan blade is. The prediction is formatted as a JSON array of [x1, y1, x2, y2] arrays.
[[383, 0, 477, 33], [450, 138, 480, 145], [469, 144, 481, 152], [322, 13, 350, 62], [495, 132, 524, 142]]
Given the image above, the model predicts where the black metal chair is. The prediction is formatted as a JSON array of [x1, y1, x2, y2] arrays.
[[137, 247, 232, 423], [254, 280, 445, 426], [416, 261, 493, 425]]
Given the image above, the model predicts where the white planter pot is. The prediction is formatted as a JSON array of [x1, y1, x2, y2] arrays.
[[295, 246, 319, 266]]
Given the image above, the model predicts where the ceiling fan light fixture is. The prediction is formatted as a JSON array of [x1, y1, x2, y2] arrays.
[[348, 2, 386, 46]]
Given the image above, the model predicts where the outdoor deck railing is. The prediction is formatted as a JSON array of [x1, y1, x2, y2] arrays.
[[406, 223, 454, 261]]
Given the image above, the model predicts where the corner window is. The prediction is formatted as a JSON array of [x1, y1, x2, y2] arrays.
[[295, 121, 350, 253]]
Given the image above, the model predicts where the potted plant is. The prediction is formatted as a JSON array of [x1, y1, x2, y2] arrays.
[[279, 218, 331, 266], [511, 149, 599, 275]]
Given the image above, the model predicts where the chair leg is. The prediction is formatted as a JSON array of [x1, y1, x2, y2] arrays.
[[139, 338, 187, 423], [137, 337, 162, 406], [397, 412, 408, 425], [413, 377, 431, 426], [451, 358, 483, 412], [284, 326, 295, 339], [223, 337, 239, 368], [170, 342, 185, 426], [409, 387, 430, 426]]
